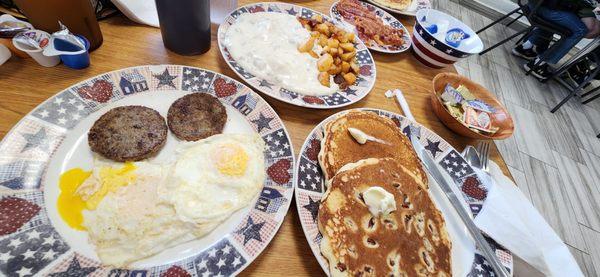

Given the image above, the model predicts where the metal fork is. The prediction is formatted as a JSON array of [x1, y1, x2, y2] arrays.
[[476, 141, 491, 171]]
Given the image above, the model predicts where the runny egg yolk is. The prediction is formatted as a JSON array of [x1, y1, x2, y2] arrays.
[[57, 163, 136, 230], [214, 144, 249, 176], [57, 168, 91, 230]]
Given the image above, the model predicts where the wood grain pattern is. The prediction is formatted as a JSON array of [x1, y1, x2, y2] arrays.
[[0, 1, 513, 275]]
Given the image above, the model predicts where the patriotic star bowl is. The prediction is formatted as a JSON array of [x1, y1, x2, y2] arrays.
[[411, 9, 484, 69], [294, 108, 513, 276], [0, 65, 295, 276]]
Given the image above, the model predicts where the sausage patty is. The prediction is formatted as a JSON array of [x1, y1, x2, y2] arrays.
[[167, 93, 227, 141], [88, 106, 168, 162]]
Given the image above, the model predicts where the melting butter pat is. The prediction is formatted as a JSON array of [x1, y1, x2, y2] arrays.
[[348, 128, 389, 145], [363, 186, 396, 217]]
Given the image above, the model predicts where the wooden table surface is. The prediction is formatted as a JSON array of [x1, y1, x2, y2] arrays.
[[0, 1, 514, 275]]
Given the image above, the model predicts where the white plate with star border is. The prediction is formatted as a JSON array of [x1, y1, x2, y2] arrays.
[[294, 108, 514, 276], [0, 65, 295, 276], [217, 2, 377, 109]]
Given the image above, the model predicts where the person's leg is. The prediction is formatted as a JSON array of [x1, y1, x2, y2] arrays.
[[535, 8, 588, 64], [524, 7, 588, 79], [581, 17, 600, 38], [512, 27, 553, 60]]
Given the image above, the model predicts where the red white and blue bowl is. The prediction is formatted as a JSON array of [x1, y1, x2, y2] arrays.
[[411, 9, 484, 68]]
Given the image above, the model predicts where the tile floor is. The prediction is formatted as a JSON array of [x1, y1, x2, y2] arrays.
[[434, 1, 600, 276]]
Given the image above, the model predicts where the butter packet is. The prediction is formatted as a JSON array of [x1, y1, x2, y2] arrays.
[[444, 102, 463, 119], [441, 84, 464, 105], [455, 85, 476, 101], [464, 99, 495, 113], [464, 106, 493, 132]]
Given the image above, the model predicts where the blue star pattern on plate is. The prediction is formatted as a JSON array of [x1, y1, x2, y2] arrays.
[[390, 21, 403, 28], [31, 92, 90, 129], [48, 256, 97, 277], [297, 156, 323, 193], [322, 93, 351, 106], [0, 225, 69, 277], [279, 88, 298, 100], [303, 196, 320, 223], [107, 268, 147, 276], [424, 139, 442, 158], [285, 7, 297, 15], [402, 124, 422, 140], [255, 187, 287, 214], [153, 68, 178, 89], [0, 160, 44, 190], [439, 150, 474, 181], [194, 240, 246, 277], [229, 61, 254, 79], [470, 203, 483, 217], [230, 7, 248, 18], [343, 87, 357, 96], [262, 129, 292, 159], [236, 216, 265, 245], [300, 8, 314, 19], [356, 49, 373, 65], [252, 113, 274, 133], [258, 79, 273, 89], [182, 67, 215, 92], [20, 129, 49, 153]]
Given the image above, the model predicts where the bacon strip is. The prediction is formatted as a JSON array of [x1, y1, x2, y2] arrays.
[[337, 0, 405, 46]]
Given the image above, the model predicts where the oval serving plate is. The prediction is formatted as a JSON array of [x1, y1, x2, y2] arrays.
[[330, 0, 411, 53], [294, 108, 514, 276], [217, 2, 377, 109], [0, 65, 295, 276], [365, 0, 431, 17]]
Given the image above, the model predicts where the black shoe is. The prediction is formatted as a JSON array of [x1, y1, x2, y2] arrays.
[[512, 45, 537, 60], [523, 60, 552, 80]]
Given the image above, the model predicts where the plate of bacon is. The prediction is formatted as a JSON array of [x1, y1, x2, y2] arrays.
[[331, 0, 411, 53]]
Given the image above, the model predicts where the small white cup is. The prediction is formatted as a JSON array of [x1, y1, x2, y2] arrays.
[[12, 29, 60, 67], [0, 44, 11, 66]]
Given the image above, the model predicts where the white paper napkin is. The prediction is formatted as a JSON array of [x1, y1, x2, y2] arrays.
[[473, 161, 583, 277]]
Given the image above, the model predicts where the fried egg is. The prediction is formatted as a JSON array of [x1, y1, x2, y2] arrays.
[[159, 133, 266, 224], [56, 133, 266, 267]]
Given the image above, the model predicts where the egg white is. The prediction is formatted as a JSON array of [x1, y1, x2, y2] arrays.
[[159, 133, 266, 224]]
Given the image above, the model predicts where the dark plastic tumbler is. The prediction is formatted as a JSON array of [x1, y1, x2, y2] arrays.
[[155, 0, 211, 55]]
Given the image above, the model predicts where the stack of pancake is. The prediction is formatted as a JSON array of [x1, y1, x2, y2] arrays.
[[317, 110, 452, 276]]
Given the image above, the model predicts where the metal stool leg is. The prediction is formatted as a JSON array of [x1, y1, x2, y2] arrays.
[[480, 28, 529, 56], [551, 63, 600, 112], [581, 85, 600, 98], [582, 90, 600, 104], [477, 7, 521, 34]]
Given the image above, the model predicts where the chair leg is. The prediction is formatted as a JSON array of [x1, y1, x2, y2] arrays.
[[477, 7, 521, 34], [505, 13, 524, 28], [480, 28, 529, 56], [581, 84, 600, 98], [582, 90, 600, 104], [551, 63, 600, 112]]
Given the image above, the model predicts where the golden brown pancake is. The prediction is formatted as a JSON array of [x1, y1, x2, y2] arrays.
[[370, 0, 412, 11], [318, 158, 452, 277], [318, 110, 426, 189]]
